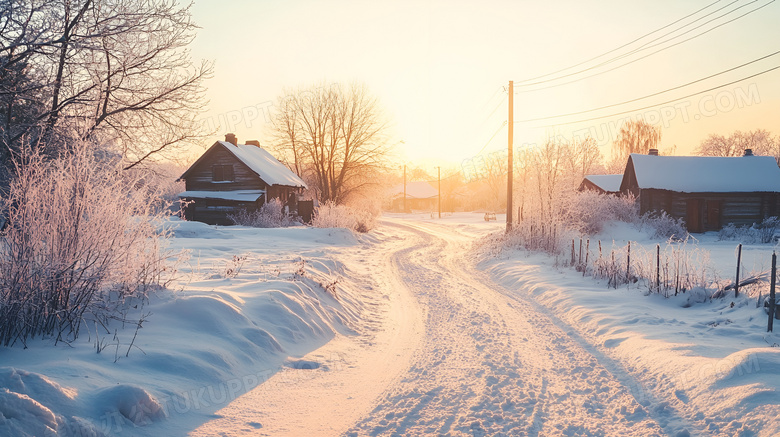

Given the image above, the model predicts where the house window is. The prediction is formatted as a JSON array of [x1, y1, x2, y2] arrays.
[[212, 164, 234, 182]]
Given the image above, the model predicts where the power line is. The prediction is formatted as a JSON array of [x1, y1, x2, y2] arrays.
[[514, 0, 725, 84], [479, 85, 506, 110], [484, 98, 504, 123], [515, 64, 780, 127], [515, 0, 774, 91], [515, 50, 780, 123], [517, 0, 750, 88], [475, 121, 507, 156]]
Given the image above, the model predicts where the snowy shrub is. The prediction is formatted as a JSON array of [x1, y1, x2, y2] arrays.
[[311, 201, 377, 233], [0, 147, 171, 347], [502, 215, 577, 256], [640, 211, 689, 240], [228, 198, 294, 228], [718, 217, 780, 244], [560, 191, 638, 235]]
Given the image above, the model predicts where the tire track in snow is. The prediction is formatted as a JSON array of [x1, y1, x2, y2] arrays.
[[347, 219, 685, 436]]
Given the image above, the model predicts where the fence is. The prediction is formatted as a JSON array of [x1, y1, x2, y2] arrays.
[[566, 237, 779, 331]]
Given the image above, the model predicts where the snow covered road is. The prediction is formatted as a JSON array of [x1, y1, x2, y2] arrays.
[[187, 216, 709, 436], [345, 218, 687, 436]]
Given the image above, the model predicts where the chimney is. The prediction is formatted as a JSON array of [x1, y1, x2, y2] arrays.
[[245, 140, 261, 147], [648, 148, 659, 156], [744, 148, 754, 156], [225, 133, 237, 145]]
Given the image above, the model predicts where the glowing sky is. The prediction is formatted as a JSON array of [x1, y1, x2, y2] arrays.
[[189, 0, 780, 168]]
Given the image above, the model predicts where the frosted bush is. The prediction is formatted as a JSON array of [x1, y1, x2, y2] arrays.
[[312, 201, 377, 233], [228, 198, 294, 228], [560, 191, 638, 235], [718, 217, 780, 244], [640, 211, 688, 240], [0, 147, 171, 347]]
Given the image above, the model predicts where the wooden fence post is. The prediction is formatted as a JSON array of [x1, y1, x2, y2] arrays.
[[584, 239, 590, 277], [769, 252, 776, 332], [626, 241, 631, 284], [578, 238, 583, 268], [656, 244, 660, 291], [571, 239, 575, 266], [735, 243, 742, 298]]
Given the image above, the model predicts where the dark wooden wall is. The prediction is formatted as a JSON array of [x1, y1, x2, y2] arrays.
[[640, 188, 780, 232], [181, 198, 263, 225], [184, 146, 267, 192]]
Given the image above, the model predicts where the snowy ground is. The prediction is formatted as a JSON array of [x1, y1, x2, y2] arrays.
[[1, 213, 779, 436], [0, 219, 384, 436]]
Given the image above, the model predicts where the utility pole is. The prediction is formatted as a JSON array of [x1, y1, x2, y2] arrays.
[[506, 80, 513, 233], [403, 164, 407, 213], [437, 166, 441, 219]]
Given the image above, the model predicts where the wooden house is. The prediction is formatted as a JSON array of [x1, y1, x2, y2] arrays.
[[178, 134, 307, 225], [619, 149, 780, 232], [578, 174, 622, 195], [388, 181, 439, 212]]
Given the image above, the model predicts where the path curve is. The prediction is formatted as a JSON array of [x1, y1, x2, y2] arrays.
[[347, 218, 693, 436]]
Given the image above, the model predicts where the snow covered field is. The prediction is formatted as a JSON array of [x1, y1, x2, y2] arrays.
[[0, 219, 386, 436], [2, 213, 779, 436]]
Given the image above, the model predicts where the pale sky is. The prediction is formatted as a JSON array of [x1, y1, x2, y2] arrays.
[[188, 0, 780, 169]]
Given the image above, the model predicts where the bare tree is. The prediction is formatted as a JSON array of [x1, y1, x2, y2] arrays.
[[562, 135, 602, 188], [271, 82, 390, 204], [607, 120, 661, 172], [696, 129, 779, 162], [481, 151, 507, 210], [513, 147, 533, 222], [532, 138, 565, 220], [0, 0, 212, 173]]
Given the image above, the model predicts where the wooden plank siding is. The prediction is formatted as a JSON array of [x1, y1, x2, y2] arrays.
[[184, 146, 268, 192], [181, 198, 262, 226], [639, 189, 780, 231]]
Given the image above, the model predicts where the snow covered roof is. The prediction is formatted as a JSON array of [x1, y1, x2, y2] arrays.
[[178, 190, 265, 202], [218, 141, 307, 188], [624, 153, 780, 193], [388, 181, 439, 199], [180, 141, 307, 188], [583, 174, 622, 193]]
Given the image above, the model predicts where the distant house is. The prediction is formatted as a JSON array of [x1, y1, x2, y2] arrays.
[[578, 174, 622, 195], [388, 181, 438, 212], [619, 149, 780, 232], [178, 134, 307, 225]]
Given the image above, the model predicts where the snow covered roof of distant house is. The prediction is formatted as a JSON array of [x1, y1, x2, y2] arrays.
[[623, 153, 780, 193], [180, 140, 307, 188], [388, 181, 439, 199], [178, 190, 265, 202], [582, 174, 623, 193]]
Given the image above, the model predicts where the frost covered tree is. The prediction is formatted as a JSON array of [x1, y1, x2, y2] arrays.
[[271, 82, 391, 204], [0, 0, 212, 175], [562, 135, 602, 189], [607, 120, 661, 172], [696, 129, 779, 162]]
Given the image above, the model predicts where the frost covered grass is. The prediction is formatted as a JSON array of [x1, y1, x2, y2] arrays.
[[0, 148, 172, 348], [0, 219, 376, 436], [719, 216, 780, 244], [228, 198, 295, 228], [312, 201, 378, 233], [483, 191, 779, 302], [496, 191, 688, 257]]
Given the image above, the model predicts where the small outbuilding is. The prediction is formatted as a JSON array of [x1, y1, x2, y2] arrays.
[[178, 134, 307, 225], [619, 149, 780, 232], [388, 181, 439, 212], [578, 174, 623, 195]]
